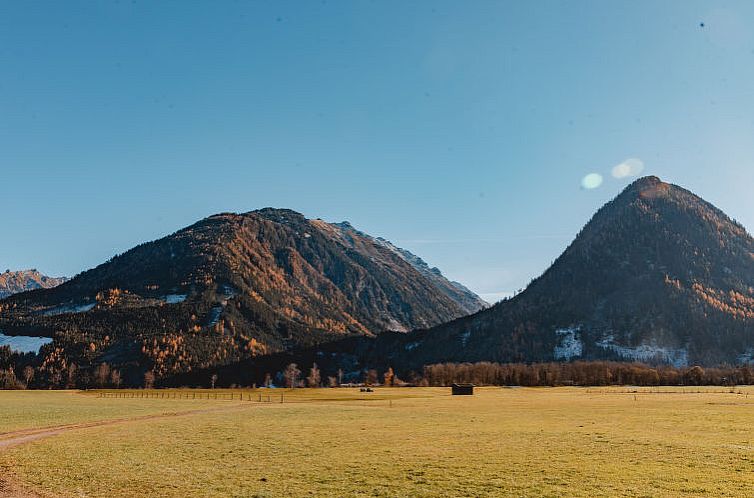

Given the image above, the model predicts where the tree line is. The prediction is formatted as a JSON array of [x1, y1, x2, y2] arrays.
[[419, 361, 754, 387], [189, 361, 754, 389], [6, 347, 754, 389]]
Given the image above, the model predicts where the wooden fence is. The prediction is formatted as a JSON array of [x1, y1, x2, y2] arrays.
[[97, 391, 285, 402]]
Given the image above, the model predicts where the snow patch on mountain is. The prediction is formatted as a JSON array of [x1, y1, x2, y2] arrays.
[[460, 330, 472, 347], [163, 294, 187, 304], [41, 303, 96, 316], [0, 332, 52, 353], [405, 341, 421, 351], [553, 327, 583, 360], [206, 305, 224, 326], [737, 349, 754, 365], [596, 335, 688, 367]]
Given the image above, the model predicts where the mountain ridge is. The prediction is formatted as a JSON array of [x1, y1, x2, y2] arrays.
[[0, 208, 485, 383], [0, 270, 67, 299]]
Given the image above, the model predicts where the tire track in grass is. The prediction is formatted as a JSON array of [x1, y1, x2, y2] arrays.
[[0, 404, 256, 497]]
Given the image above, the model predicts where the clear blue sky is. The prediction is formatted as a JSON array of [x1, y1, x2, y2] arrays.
[[2, 1, 754, 303]]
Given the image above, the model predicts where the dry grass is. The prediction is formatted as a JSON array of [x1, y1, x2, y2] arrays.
[[2, 387, 754, 497], [0, 390, 227, 435]]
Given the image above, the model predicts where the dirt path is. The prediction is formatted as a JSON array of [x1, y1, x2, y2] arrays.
[[0, 404, 254, 497]]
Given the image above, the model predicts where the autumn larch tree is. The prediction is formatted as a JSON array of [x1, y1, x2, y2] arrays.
[[111, 370, 122, 388], [383, 367, 395, 387], [307, 363, 321, 388], [94, 363, 111, 388], [284, 363, 301, 389], [65, 363, 77, 389], [143, 370, 155, 389]]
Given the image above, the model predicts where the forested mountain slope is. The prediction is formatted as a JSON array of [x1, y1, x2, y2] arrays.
[[373, 177, 754, 368], [0, 209, 483, 384]]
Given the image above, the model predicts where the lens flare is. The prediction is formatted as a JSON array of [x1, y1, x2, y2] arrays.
[[611, 158, 644, 179], [581, 173, 603, 190]]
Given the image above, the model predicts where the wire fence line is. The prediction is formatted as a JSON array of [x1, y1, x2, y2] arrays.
[[97, 391, 284, 402]]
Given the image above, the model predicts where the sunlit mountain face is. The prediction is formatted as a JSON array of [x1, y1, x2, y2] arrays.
[[0, 209, 484, 384], [0, 270, 67, 299]]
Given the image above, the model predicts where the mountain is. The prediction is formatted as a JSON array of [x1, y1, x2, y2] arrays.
[[372, 176, 754, 368], [0, 270, 67, 299], [329, 221, 487, 315], [0, 208, 484, 382]]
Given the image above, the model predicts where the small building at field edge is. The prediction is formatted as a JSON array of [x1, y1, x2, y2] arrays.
[[451, 383, 474, 395]]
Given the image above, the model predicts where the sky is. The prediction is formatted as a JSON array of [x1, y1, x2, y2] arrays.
[[2, 1, 754, 303]]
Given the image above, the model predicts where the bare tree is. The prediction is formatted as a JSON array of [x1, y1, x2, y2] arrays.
[[0, 369, 22, 390], [327, 376, 338, 388], [143, 370, 155, 389], [66, 363, 77, 389], [365, 369, 378, 386], [94, 363, 111, 388], [110, 370, 122, 388], [210, 373, 218, 389], [337, 368, 344, 386], [306, 363, 321, 388], [50, 368, 63, 388], [23, 366, 35, 387], [284, 363, 301, 388]]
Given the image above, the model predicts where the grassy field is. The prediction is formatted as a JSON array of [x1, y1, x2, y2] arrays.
[[0, 390, 230, 435], [2, 387, 754, 497]]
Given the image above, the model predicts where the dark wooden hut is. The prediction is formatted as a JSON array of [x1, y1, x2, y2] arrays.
[[451, 383, 474, 395]]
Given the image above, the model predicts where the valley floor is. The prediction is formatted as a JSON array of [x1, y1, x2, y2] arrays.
[[1, 387, 754, 497]]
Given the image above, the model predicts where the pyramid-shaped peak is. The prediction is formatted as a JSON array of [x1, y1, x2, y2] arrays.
[[624, 175, 665, 192], [615, 175, 681, 202], [632, 175, 662, 186]]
